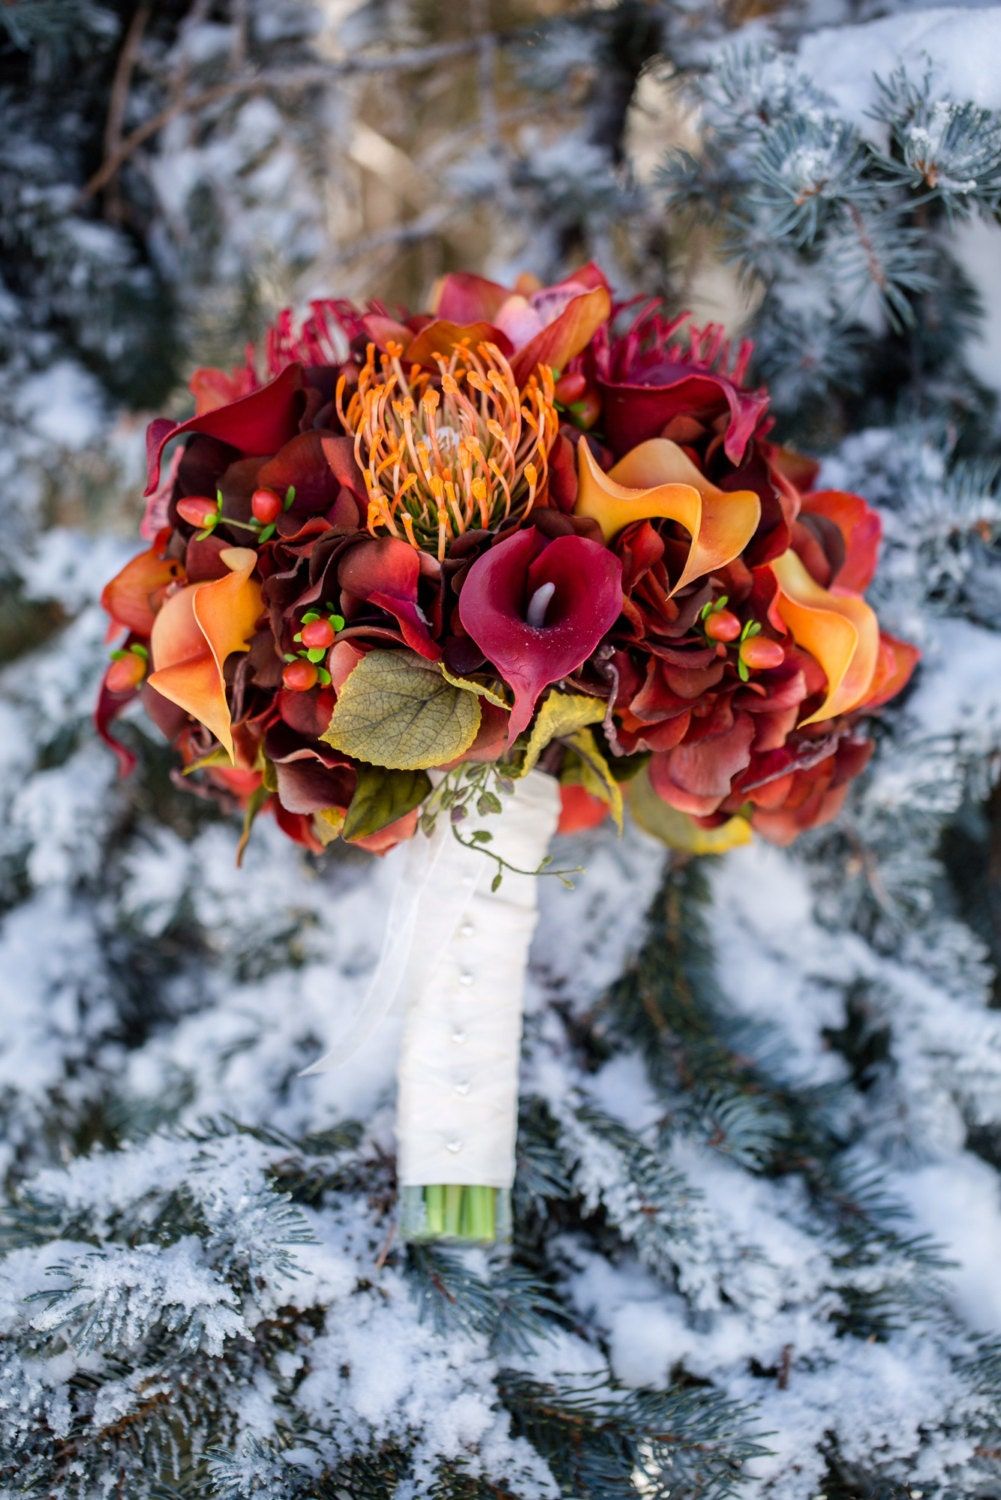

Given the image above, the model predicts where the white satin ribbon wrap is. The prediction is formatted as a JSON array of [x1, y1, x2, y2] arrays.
[[397, 770, 560, 1188], [303, 771, 560, 1190]]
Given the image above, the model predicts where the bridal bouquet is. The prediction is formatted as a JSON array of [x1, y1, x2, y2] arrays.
[[98, 264, 916, 1242]]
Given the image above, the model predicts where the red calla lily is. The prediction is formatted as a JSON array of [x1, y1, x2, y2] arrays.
[[144, 362, 306, 496], [458, 527, 623, 741]]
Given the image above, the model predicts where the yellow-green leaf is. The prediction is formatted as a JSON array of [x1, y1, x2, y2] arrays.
[[440, 664, 509, 710], [236, 784, 269, 866], [516, 690, 606, 777], [562, 728, 624, 831], [627, 765, 752, 854], [321, 650, 481, 770], [342, 765, 432, 841], [312, 806, 346, 846], [182, 746, 232, 775]]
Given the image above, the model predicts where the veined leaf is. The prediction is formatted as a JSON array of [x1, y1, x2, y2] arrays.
[[321, 650, 481, 770], [517, 690, 605, 777], [439, 664, 510, 710]]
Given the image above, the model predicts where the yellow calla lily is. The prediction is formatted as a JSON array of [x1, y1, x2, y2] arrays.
[[148, 547, 263, 761], [575, 438, 760, 594], [771, 549, 879, 726]]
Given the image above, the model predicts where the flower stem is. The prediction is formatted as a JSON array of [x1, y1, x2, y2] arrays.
[[399, 1185, 510, 1244]]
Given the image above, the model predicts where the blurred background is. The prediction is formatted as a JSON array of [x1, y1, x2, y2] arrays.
[[5, 4, 1001, 1497]]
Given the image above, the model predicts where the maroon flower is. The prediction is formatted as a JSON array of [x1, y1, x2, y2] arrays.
[[338, 537, 442, 661], [595, 306, 770, 465], [144, 363, 307, 496], [458, 527, 623, 741]]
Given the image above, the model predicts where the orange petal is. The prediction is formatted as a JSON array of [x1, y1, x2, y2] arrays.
[[148, 547, 262, 760], [865, 630, 919, 710], [771, 549, 879, 726], [189, 364, 253, 416], [802, 489, 882, 592], [511, 284, 612, 383], [101, 544, 184, 636], [575, 438, 760, 594], [403, 320, 511, 367]]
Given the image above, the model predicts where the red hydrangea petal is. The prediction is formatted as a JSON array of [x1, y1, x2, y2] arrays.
[[339, 537, 441, 661], [649, 711, 755, 817]]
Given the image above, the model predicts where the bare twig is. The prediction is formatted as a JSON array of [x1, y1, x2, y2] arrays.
[[76, 36, 515, 207], [230, 0, 249, 71], [101, 3, 151, 222]]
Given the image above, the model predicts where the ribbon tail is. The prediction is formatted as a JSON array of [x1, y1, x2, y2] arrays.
[[300, 827, 450, 1075]]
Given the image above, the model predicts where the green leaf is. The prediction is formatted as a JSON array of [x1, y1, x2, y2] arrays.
[[236, 784, 269, 866], [321, 650, 481, 770], [562, 728, 624, 831], [626, 764, 752, 854], [182, 746, 233, 775], [342, 765, 432, 841], [439, 664, 510, 709], [517, 691, 605, 777]]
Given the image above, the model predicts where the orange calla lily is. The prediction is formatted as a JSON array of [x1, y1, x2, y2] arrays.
[[575, 438, 760, 594], [148, 547, 263, 762], [771, 549, 879, 726], [101, 539, 185, 637]]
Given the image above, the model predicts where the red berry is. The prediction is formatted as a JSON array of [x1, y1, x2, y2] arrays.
[[107, 653, 146, 694], [571, 390, 602, 431], [740, 636, 785, 671], [315, 687, 336, 726], [300, 617, 336, 650], [176, 496, 218, 529], [554, 370, 587, 404], [283, 659, 319, 692], [251, 487, 282, 525], [705, 608, 741, 643]]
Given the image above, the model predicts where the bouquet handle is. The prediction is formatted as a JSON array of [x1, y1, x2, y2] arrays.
[[396, 771, 560, 1242]]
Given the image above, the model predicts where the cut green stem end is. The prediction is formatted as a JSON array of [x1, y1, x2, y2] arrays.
[[399, 1185, 510, 1245]]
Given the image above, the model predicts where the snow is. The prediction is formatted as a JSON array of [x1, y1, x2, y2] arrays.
[[17, 360, 105, 448], [897, 1155, 1001, 1335], [797, 7, 1001, 128]]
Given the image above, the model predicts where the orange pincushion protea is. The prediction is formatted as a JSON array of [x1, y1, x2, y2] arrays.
[[337, 340, 558, 559]]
